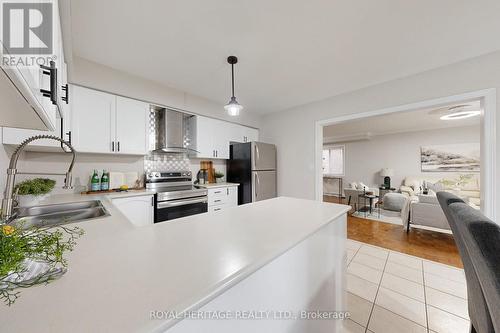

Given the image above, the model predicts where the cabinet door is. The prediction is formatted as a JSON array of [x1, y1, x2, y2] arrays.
[[112, 195, 154, 227], [213, 120, 230, 159], [227, 186, 238, 206], [194, 116, 216, 158], [71, 85, 115, 153], [244, 127, 259, 142], [115, 96, 148, 155]]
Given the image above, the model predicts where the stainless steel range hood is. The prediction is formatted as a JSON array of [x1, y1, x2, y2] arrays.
[[152, 107, 194, 154]]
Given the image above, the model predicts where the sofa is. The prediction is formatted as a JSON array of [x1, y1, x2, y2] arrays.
[[400, 175, 480, 232], [400, 175, 480, 206]]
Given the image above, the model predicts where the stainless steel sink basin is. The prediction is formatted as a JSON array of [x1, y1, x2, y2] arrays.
[[9, 200, 109, 229]]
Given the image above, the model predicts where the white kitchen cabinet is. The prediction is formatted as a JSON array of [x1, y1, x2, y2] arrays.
[[72, 86, 116, 153], [191, 115, 216, 158], [115, 96, 148, 155], [112, 195, 154, 227], [229, 123, 259, 143], [192, 116, 258, 159], [207, 186, 238, 213], [71, 86, 148, 155]]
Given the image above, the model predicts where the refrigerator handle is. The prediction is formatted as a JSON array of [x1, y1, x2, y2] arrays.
[[255, 172, 260, 200], [254, 144, 260, 169]]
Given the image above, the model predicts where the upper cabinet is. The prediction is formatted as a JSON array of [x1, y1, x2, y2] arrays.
[[191, 116, 259, 159], [71, 86, 148, 155], [0, 0, 67, 131]]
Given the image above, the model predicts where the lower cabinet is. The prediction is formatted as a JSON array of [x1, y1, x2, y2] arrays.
[[112, 195, 154, 227], [208, 186, 238, 213]]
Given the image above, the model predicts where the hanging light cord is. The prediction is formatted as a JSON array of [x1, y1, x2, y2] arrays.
[[231, 63, 235, 98]]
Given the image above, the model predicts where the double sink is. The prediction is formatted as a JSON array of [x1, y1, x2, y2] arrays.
[[9, 200, 109, 229]]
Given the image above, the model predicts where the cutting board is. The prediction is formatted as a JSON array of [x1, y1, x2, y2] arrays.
[[200, 161, 215, 183]]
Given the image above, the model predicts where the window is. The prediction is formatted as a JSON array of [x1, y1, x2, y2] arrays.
[[322, 145, 345, 175]]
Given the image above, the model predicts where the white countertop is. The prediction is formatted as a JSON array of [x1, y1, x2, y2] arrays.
[[195, 182, 240, 189], [0, 194, 349, 333]]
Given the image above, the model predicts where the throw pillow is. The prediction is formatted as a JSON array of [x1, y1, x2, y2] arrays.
[[425, 181, 444, 193]]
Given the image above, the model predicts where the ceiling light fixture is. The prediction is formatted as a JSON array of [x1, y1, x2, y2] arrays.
[[224, 56, 243, 116], [440, 105, 481, 120]]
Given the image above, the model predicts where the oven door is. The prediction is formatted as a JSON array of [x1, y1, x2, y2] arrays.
[[155, 196, 208, 223]]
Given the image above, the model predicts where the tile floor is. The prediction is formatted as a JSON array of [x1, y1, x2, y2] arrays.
[[344, 239, 470, 333]]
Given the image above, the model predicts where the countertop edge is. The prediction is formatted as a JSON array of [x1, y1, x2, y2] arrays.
[[152, 201, 350, 332]]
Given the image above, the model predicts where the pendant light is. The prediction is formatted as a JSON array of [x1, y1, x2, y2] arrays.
[[224, 56, 244, 116]]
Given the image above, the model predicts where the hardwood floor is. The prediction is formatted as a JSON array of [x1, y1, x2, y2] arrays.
[[324, 195, 463, 268]]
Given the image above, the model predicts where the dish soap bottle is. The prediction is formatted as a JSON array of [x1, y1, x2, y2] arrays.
[[91, 170, 100, 191], [100, 170, 109, 191]]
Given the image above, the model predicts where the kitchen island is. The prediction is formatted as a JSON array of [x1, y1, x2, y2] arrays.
[[0, 195, 350, 333]]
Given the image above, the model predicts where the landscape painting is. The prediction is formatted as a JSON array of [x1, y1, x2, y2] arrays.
[[421, 143, 480, 172]]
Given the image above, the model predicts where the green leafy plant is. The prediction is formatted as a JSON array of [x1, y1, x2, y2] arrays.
[[14, 178, 56, 196], [0, 221, 84, 306], [214, 171, 224, 179]]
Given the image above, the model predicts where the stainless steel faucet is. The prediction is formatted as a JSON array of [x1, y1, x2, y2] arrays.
[[1, 135, 76, 220]]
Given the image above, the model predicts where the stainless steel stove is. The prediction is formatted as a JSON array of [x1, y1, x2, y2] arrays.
[[146, 171, 208, 223]]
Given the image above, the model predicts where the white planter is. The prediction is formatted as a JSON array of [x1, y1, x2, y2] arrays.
[[17, 194, 48, 207]]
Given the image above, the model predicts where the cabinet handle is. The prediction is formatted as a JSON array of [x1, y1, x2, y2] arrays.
[[214, 199, 221, 203], [61, 84, 69, 104], [214, 191, 222, 194], [40, 60, 58, 105], [214, 208, 221, 212], [111, 141, 115, 152], [216, 150, 218, 157], [66, 131, 72, 145], [151, 196, 154, 207], [117, 141, 120, 152], [227, 188, 229, 195]]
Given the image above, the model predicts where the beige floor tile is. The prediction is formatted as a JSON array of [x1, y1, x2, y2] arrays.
[[347, 273, 379, 302], [426, 287, 469, 319], [424, 273, 467, 299], [358, 244, 389, 260], [381, 272, 425, 302], [352, 252, 387, 271], [347, 292, 373, 327], [347, 239, 363, 251], [343, 319, 366, 333], [423, 260, 466, 284], [388, 252, 423, 270], [347, 249, 356, 263], [375, 287, 427, 326], [368, 305, 427, 333], [427, 305, 470, 333], [348, 262, 383, 284], [385, 261, 423, 284]]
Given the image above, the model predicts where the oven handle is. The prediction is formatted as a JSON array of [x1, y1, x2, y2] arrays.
[[157, 197, 208, 209]]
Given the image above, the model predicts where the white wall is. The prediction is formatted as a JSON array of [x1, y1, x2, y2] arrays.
[[327, 126, 479, 192], [260, 50, 500, 208]]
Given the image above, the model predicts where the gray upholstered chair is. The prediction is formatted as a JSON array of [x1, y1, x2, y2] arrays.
[[437, 192, 500, 333]]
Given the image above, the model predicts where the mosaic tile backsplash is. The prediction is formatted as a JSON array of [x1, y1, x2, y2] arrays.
[[144, 153, 190, 173]]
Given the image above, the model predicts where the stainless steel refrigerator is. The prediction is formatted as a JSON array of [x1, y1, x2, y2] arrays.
[[227, 142, 277, 204]]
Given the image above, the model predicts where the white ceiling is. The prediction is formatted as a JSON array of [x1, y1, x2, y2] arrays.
[[69, 0, 500, 114], [323, 101, 481, 141]]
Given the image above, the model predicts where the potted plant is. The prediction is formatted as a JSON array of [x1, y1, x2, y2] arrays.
[[14, 178, 56, 207], [214, 171, 225, 183]]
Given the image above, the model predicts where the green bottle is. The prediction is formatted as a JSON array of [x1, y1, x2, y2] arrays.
[[100, 170, 109, 191], [91, 170, 100, 191]]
